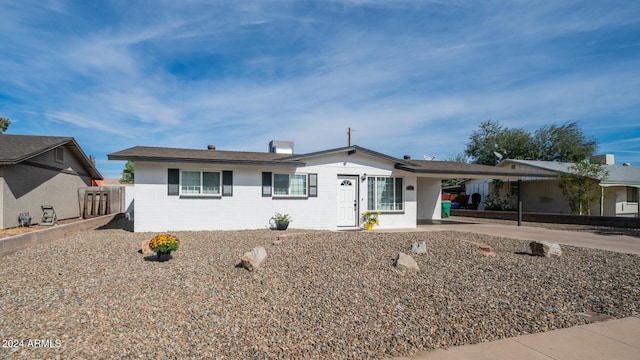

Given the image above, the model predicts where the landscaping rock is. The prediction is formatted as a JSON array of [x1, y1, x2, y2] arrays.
[[140, 240, 154, 255], [394, 252, 420, 272], [240, 246, 267, 271], [3, 228, 639, 359], [411, 241, 427, 254], [530, 241, 562, 257]]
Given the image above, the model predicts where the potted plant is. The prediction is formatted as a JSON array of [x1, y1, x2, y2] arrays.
[[361, 211, 380, 231], [148, 233, 180, 261], [272, 212, 292, 230]]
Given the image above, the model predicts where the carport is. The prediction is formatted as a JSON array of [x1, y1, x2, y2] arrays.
[[396, 160, 558, 226]]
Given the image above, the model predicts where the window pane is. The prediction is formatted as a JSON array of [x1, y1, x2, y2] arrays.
[[367, 177, 375, 210], [395, 178, 403, 210], [377, 177, 394, 210], [203, 172, 220, 194], [182, 171, 201, 194], [290, 174, 307, 196], [274, 174, 290, 195]]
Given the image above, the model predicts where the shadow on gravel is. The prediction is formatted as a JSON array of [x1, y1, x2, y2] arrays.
[[95, 214, 134, 232], [514, 251, 536, 256], [143, 254, 173, 262]]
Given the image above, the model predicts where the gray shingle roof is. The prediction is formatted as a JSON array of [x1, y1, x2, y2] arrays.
[[0, 134, 102, 179], [109, 145, 556, 179], [0, 134, 72, 164], [108, 146, 304, 166]]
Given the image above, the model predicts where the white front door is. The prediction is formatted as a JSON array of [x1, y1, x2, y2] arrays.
[[337, 176, 358, 227]]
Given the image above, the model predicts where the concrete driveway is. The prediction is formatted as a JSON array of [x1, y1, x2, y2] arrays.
[[380, 218, 640, 255]]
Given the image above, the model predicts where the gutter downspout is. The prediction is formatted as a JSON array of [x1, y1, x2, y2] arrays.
[[600, 185, 604, 216], [517, 180, 522, 226]]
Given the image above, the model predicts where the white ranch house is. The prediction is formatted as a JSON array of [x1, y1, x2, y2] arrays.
[[108, 142, 553, 232]]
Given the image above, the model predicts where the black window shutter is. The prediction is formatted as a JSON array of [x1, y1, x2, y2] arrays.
[[168, 169, 179, 196], [222, 171, 233, 196], [262, 172, 272, 197], [308, 173, 318, 197]]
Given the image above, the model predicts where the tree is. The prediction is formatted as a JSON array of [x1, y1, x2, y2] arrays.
[[532, 122, 597, 162], [0, 116, 10, 133], [441, 152, 470, 187], [465, 120, 597, 165], [120, 160, 134, 184], [557, 161, 609, 215], [465, 120, 535, 165]]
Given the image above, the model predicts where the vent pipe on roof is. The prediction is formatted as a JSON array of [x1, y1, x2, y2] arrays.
[[403, 155, 411, 160], [623, 163, 631, 166], [207, 145, 216, 150]]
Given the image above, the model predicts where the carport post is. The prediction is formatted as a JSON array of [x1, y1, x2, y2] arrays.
[[517, 180, 522, 226]]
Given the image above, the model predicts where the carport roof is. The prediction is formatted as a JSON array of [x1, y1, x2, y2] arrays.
[[397, 160, 558, 179]]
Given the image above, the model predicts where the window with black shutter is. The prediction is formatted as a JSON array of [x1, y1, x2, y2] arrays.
[[222, 171, 233, 196], [262, 172, 272, 197], [168, 168, 179, 196]]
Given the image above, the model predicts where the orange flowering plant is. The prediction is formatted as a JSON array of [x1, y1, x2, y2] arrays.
[[148, 233, 180, 253]]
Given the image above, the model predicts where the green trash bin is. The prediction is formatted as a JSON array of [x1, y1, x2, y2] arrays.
[[442, 200, 452, 218]]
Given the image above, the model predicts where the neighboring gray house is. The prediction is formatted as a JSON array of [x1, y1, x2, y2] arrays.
[[464, 155, 640, 217], [0, 135, 103, 229]]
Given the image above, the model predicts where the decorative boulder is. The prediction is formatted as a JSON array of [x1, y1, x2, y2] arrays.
[[529, 241, 562, 257], [241, 246, 268, 271], [140, 240, 154, 256], [394, 252, 420, 272], [411, 241, 427, 254]]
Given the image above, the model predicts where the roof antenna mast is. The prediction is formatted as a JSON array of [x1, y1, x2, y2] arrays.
[[348, 127, 355, 147]]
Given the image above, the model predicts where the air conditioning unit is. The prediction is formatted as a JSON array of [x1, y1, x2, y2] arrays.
[[269, 140, 294, 154]]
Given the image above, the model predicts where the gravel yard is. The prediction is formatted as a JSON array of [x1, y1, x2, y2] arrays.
[[1, 222, 639, 359]]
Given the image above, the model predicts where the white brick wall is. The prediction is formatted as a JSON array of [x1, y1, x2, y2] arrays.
[[133, 151, 421, 232]]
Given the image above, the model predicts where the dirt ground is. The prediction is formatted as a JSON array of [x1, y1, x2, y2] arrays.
[[0, 218, 85, 239]]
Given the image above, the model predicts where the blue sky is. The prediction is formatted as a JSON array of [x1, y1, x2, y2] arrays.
[[1, 0, 639, 178]]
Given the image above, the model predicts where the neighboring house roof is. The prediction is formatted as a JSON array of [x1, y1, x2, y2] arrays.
[[0, 134, 102, 179], [500, 159, 640, 187], [109, 144, 556, 179]]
